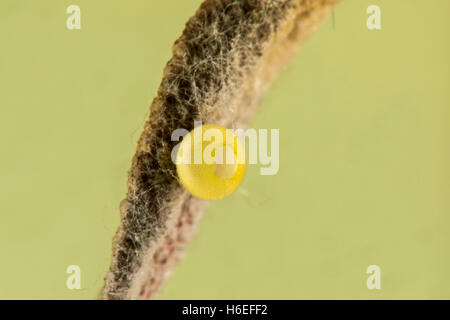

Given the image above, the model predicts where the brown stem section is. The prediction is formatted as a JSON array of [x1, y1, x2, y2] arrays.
[[100, 0, 339, 300]]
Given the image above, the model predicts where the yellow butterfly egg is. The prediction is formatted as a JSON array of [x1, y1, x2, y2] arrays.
[[176, 124, 246, 200]]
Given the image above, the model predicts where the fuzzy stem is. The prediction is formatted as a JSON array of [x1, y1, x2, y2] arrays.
[[100, 0, 339, 300]]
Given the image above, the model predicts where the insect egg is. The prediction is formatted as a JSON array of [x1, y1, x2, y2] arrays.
[[175, 124, 246, 200]]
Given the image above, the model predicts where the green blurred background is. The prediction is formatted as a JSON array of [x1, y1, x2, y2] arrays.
[[0, 0, 449, 299]]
